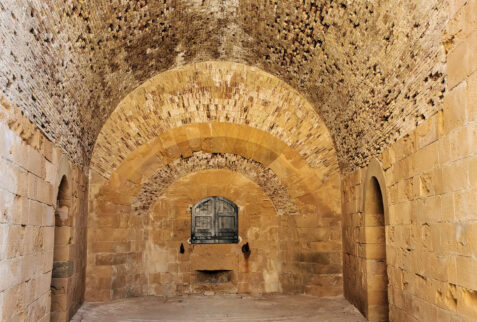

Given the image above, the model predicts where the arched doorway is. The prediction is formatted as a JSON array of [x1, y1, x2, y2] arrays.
[[50, 176, 73, 322], [364, 176, 389, 321]]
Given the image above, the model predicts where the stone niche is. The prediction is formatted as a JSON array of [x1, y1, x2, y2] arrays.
[[194, 268, 235, 293], [139, 165, 343, 297], [196, 270, 233, 284], [88, 156, 343, 300], [189, 251, 239, 294], [190, 243, 239, 294]]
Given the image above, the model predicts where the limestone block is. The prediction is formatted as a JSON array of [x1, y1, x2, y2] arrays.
[[0, 258, 22, 292], [397, 178, 414, 203], [27, 172, 40, 202], [413, 142, 439, 176], [5, 224, 25, 259], [416, 115, 439, 150], [466, 71, 477, 122], [37, 180, 53, 206], [51, 292, 68, 314], [456, 287, 477, 320], [0, 160, 18, 195], [27, 200, 44, 226], [41, 139, 54, 162], [50, 310, 69, 322], [53, 244, 74, 262], [381, 149, 395, 173], [0, 124, 15, 159], [441, 161, 468, 194], [448, 30, 477, 88], [36, 272, 52, 299], [1, 283, 26, 321], [454, 189, 477, 220], [112, 275, 126, 289], [95, 253, 128, 266], [43, 206, 55, 227], [10, 141, 29, 172], [42, 250, 54, 275], [455, 256, 477, 290], [364, 244, 386, 260], [360, 226, 385, 244], [5, 171, 26, 207], [26, 145, 45, 179]]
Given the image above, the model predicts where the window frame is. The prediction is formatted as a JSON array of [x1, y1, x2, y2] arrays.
[[190, 196, 239, 244]]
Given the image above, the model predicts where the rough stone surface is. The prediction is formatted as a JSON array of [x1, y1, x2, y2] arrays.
[[0, 0, 448, 171], [91, 62, 338, 178], [342, 3, 477, 317], [0, 97, 88, 322], [52, 261, 74, 279], [71, 294, 366, 322], [144, 170, 283, 296], [86, 124, 342, 301], [132, 152, 299, 217]]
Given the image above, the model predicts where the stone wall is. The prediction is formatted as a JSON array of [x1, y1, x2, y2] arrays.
[[86, 123, 342, 301], [145, 169, 281, 296], [342, 2, 477, 320], [0, 97, 87, 322]]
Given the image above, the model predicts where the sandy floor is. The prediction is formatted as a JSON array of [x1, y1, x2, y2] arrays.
[[71, 294, 366, 322]]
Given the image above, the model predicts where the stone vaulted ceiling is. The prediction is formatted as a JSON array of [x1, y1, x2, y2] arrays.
[[90, 61, 339, 179], [0, 0, 448, 171]]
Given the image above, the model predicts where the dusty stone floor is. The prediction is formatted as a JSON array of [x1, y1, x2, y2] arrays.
[[71, 294, 366, 322]]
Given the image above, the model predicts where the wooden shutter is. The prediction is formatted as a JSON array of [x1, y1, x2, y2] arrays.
[[191, 196, 238, 244], [191, 197, 215, 242], [215, 197, 238, 243]]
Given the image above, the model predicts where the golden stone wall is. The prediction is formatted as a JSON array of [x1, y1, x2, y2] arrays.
[[145, 169, 282, 296], [86, 62, 342, 301], [86, 123, 342, 300], [342, 2, 477, 320], [0, 97, 87, 322]]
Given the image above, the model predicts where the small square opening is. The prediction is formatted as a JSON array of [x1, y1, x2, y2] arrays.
[[196, 270, 232, 283]]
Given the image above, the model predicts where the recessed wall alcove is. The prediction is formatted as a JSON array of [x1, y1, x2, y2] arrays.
[[145, 169, 281, 296], [51, 176, 73, 321], [196, 270, 233, 284], [86, 120, 343, 301], [362, 159, 390, 322]]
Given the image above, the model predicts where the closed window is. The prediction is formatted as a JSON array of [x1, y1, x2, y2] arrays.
[[191, 196, 238, 244]]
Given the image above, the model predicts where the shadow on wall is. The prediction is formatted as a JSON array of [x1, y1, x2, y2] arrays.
[[50, 176, 74, 322], [364, 176, 389, 321]]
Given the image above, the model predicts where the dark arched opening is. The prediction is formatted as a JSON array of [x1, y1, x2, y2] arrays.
[[50, 176, 73, 322], [364, 177, 389, 321]]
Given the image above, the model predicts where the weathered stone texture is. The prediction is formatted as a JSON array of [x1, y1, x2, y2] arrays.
[[0, 97, 88, 322], [145, 170, 283, 296], [133, 152, 299, 217], [342, 3, 477, 318], [91, 62, 338, 179], [3, 1, 477, 321], [0, 0, 447, 171], [86, 122, 342, 301], [90, 167, 342, 299]]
